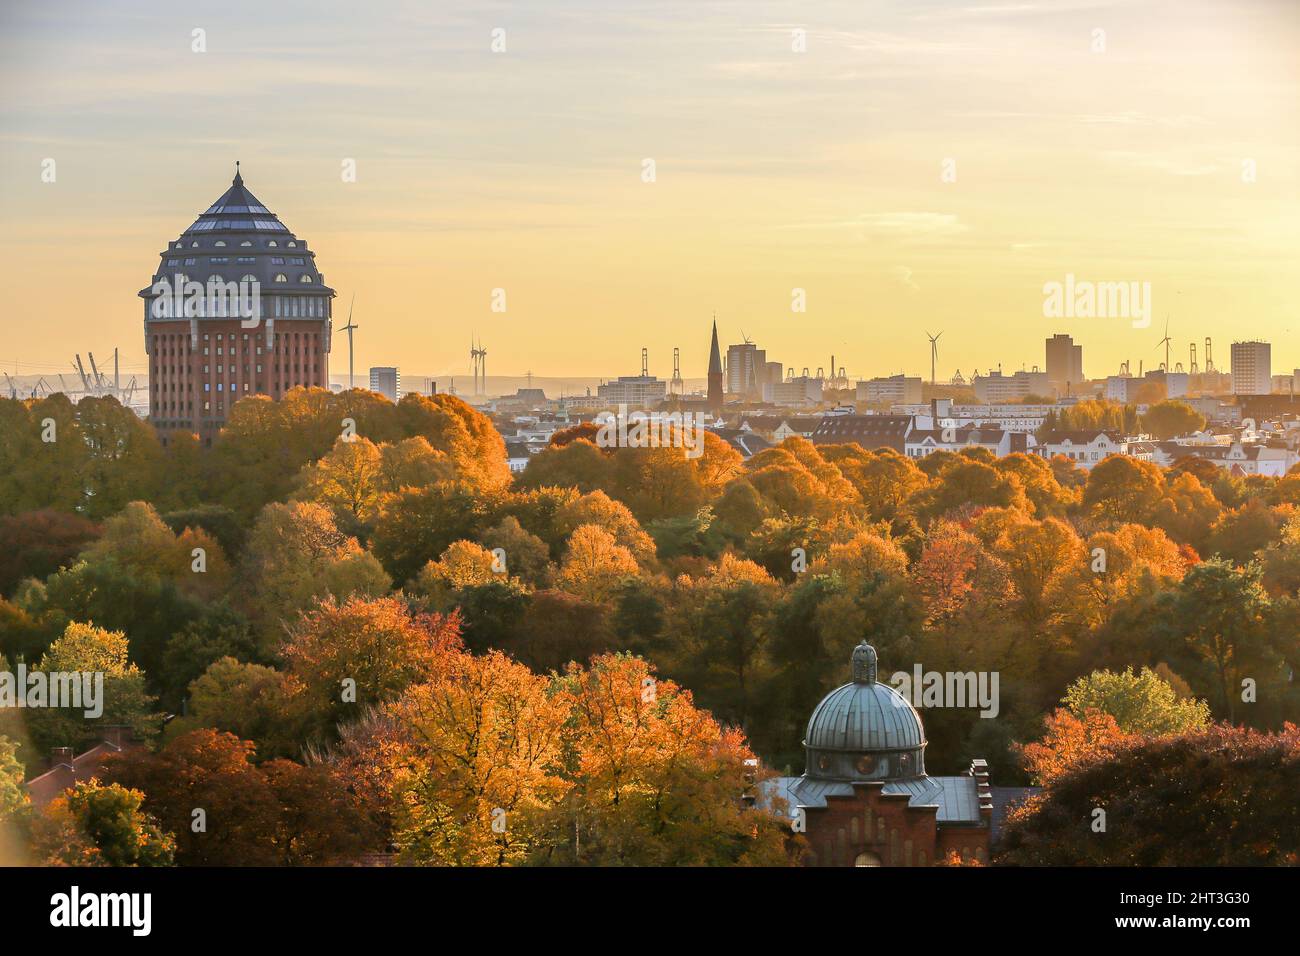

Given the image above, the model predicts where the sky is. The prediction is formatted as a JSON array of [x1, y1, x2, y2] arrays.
[[1, 0, 1297, 389]]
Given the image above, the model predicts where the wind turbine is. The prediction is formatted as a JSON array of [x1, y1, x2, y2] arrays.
[[1155, 317, 1172, 372], [337, 294, 358, 389], [925, 330, 943, 386]]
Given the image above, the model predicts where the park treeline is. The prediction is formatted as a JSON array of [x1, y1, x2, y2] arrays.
[[0, 388, 1298, 865]]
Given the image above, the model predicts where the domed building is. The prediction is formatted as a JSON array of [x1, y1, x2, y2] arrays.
[[761, 641, 994, 866], [139, 165, 335, 443]]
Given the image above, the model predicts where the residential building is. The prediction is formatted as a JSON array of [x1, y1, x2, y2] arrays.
[[368, 366, 400, 402], [810, 414, 913, 452], [1153, 441, 1298, 477], [971, 369, 1049, 402], [904, 425, 1030, 459], [737, 415, 819, 443], [1231, 340, 1272, 396], [26, 727, 141, 809], [894, 399, 1053, 434], [1034, 431, 1152, 469], [765, 375, 823, 406], [596, 374, 667, 408], [858, 374, 923, 405]]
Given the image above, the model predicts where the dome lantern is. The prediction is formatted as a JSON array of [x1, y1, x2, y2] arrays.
[[851, 640, 877, 683]]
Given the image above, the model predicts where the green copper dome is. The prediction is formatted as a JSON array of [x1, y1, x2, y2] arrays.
[[804, 641, 926, 782]]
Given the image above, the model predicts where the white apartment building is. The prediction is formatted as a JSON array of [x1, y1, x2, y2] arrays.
[[892, 399, 1053, 434], [1153, 441, 1298, 477], [1034, 431, 1153, 469], [904, 426, 1030, 459]]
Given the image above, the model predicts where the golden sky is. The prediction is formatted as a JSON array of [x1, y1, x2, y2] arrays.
[[1, 0, 1297, 388]]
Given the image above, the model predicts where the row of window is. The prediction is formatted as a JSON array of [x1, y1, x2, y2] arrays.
[[165, 255, 305, 267], [173, 238, 300, 250], [149, 293, 327, 318]]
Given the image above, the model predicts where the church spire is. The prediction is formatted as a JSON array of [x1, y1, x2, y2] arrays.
[[706, 315, 724, 415]]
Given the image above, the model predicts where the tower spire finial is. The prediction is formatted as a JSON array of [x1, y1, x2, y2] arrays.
[[233, 160, 243, 187]]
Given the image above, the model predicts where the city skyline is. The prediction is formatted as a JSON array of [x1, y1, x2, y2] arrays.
[[2, 0, 1298, 384]]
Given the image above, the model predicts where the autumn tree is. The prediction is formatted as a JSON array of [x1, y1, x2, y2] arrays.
[[478, 516, 554, 587], [240, 501, 391, 647], [281, 596, 462, 737], [0, 510, 100, 597], [1141, 400, 1205, 440], [1002, 723, 1300, 865], [167, 657, 309, 760], [104, 729, 372, 865], [1083, 456, 1165, 525], [31, 780, 174, 867], [1017, 707, 1129, 786], [556, 525, 640, 603], [385, 648, 570, 865], [543, 654, 792, 866]]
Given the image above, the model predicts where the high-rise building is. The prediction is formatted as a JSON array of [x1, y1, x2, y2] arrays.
[[726, 342, 766, 397], [140, 167, 334, 444], [1230, 341, 1271, 395], [369, 366, 401, 402], [1045, 333, 1084, 395], [706, 320, 724, 414]]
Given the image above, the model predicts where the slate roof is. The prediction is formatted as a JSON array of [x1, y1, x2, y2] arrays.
[[810, 414, 912, 451], [989, 785, 1040, 843], [139, 167, 334, 301], [758, 774, 985, 825]]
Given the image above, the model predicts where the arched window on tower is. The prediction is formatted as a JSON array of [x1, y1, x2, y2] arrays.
[[274, 274, 287, 283], [299, 275, 313, 283]]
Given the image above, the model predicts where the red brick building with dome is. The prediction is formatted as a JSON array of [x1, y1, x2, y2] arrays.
[[760, 641, 997, 866]]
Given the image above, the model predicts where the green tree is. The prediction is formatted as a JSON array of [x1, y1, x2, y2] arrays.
[[1062, 667, 1210, 736], [33, 780, 174, 867]]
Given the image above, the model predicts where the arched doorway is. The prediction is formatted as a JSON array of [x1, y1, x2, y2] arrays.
[[854, 852, 882, 867]]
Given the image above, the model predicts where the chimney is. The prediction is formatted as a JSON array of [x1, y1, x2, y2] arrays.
[[51, 746, 73, 767]]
